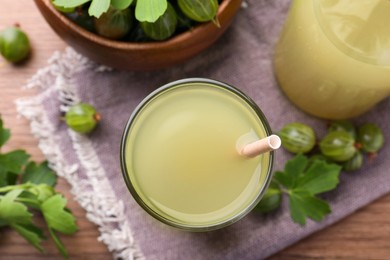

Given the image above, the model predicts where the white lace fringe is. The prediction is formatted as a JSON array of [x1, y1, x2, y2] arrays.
[[16, 48, 144, 260]]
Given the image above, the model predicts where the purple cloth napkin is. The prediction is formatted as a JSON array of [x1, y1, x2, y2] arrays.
[[17, 0, 390, 259]]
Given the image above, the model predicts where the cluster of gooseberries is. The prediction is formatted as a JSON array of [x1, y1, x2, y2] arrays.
[[254, 121, 384, 214], [279, 121, 384, 171], [54, 0, 222, 42]]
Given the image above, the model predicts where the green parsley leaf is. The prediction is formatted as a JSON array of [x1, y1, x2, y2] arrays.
[[22, 161, 57, 187], [0, 189, 45, 250], [0, 189, 32, 225], [17, 190, 42, 209], [53, 0, 91, 8], [297, 160, 341, 195], [0, 150, 30, 174], [0, 117, 77, 256], [11, 224, 45, 252], [41, 194, 77, 235], [0, 172, 18, 187], [135, 0, 167, 22], [0, 150, 30, 187], [88, 0, 110, 18], [274, 154, 308, 189], [289, 190, 331, 225], [274, 154, 341, 225], [111, 0, 133, 10], [0, 117, 11, 148], [48, 228, 69, 259]]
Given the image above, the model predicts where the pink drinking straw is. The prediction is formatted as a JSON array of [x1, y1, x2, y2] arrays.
[[240, 135, 281, 158]]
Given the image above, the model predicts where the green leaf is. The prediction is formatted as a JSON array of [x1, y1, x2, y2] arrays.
[[53, 0, 91, 8], [49, 228, 69, 259], [11, 224, 45, 252], [284, 154, 309, 188], [274, 154, 341, 225], [0, 189, 44, 251], [111, 0, 133, 10], [27, 184, 56, 204], [297, 160, 341, 195], [0, 150, 30, 174], [0, 172, 17, 188], [17, 190, 41, 209], [22, 161, 57, 187], [273, 171, 289, 189], [41, 194, 77, 235], [89, 0, 111, 18], [289, 190, 331, 225], [135, 0, 167, 22], [6, 172, 18, 186], [0, 117, 11, 148], [274, 154, 308, 189], [0, 189, 32, 225]]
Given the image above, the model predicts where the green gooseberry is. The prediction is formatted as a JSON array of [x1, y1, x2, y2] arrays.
[[94, 8, 133, 39], [126, 24, 150, 42], [65, 8, 95, 32], [178, 0, 219, 23], [328, 120, 357, 139], [319, 131, 357, 162], [65, 103, 100, 134], [254, 181, 282, 213], [140, 3, 178, 41], [279, 122, 316, 154], [357, 123, 384, 153], [343, 152, 364, 172], [171, 2, 196, 32], [0, 27, 30, 63]]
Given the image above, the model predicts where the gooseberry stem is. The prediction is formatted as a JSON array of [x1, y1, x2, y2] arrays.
[[354, 142, 362, 150], [93, 112, 101, 122]]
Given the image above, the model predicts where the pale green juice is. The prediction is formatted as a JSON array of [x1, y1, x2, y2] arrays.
[[122, 80, 272, 230], [274, 0, 390, 119]]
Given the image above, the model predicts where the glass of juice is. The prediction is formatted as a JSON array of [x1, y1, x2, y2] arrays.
[[274, 0, 390, 119], [120, 78, 274, 231]]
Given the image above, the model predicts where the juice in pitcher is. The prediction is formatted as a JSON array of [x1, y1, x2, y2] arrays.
[[274, 0, 390, 119], [120, 78, 274, 231]]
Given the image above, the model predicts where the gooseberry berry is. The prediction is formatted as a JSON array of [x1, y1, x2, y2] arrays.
[[279, 122, 316, 154], [0, 26, 30, 63], [65, 103, 100, 134]]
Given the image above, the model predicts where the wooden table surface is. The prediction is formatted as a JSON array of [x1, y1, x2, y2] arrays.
[[1, 1, 389, 259]]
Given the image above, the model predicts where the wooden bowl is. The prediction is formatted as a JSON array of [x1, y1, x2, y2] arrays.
[[34, 0, 242, 71]]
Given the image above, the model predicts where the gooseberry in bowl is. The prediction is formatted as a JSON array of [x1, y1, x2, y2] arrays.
[[34, 0, 242, 70]]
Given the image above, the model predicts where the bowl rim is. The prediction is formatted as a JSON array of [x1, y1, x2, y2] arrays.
[[41, 0, 236, 50]]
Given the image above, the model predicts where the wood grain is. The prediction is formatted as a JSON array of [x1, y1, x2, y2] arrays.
[[0, 1, 111, 259], [0, 1, 390, 259]]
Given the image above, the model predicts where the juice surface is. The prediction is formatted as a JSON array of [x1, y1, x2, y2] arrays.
[[124, 82, 270, 226], [274, 0, 390, 119]]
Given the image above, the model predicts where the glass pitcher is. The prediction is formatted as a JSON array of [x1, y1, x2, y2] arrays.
[[274, 0, 390, 119]]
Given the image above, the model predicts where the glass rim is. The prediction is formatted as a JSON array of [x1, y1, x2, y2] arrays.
[[120, 78, 275, 232]]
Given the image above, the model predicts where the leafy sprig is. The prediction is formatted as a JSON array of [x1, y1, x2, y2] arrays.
[[0, 116, 77, 258], [256, 154, 342, 225], [53, 0, 167, 22]]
